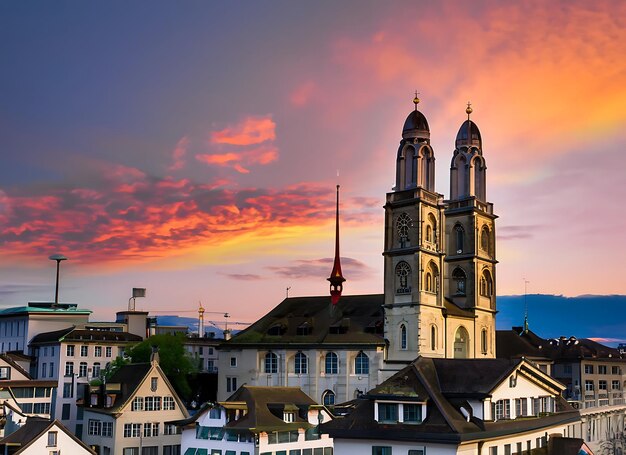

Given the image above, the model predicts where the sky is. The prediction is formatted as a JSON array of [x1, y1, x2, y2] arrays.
[[1, 1, 625, 325]]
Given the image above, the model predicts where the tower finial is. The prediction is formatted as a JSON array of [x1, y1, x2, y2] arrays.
[[466, 101, 473, 121], [328, 185, 346, 305], [413, 91, 420, 111]]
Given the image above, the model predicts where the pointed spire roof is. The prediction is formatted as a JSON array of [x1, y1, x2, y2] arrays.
[[328, 185, 345, 305]]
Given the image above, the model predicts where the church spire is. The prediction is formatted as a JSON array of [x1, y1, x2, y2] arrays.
[[328, 185, 345, 305]]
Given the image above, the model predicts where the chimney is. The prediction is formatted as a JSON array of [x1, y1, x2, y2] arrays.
[[150, 345, 160, 365]]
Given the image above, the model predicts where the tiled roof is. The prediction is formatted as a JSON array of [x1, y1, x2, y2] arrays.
[[225, 294, 385, 348], [30, 327, 143, 345], [0, 353, 32, 379], [0, 418, 96, 454]]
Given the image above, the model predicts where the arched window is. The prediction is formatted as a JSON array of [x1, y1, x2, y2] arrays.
[[294, 352, 307, 374], [325, 352, 338, 375], [480, 270, 493, 297], [481, 329, 488, 355], [452, 268, 467, 295], [454, 225, 464, 254], [427, 213, 437, 245], [264, 352, 278, 374], [425, 272, 432, 292], [425, 262, 439, 294], [454, 326, 470, 359], [355, 352, 369, 375], [431, 325, 437, 351], [322, 390, 335, 406], [400, 325, 407, 350], [426, 225, 432, 242], [396, 213, 412, 247], [395, 261, 411, 294], [480, 226, 490, 254]]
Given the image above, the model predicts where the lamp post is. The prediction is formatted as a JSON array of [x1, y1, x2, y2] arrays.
[[49, 254, 68, 305]]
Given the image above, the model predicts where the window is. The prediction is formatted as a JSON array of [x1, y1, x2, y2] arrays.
[[164, 424, 181, 435], [599, 380, 608, 390], [504, 444, 511, 455], [65, 361, 74, 376], [61, 404, 71, 419], [105, 346, 112, 357], [403, 404, 422, 423], [164, 396, 175, 410], [0, 367, 10, 379], [431, 325, 437, 350], [585, 364, 594, 374], [93, 362, 101, 378], [142, 447, 158, 455], [481, 226, 490, 253], [150, 377, 158, 391], [102, 422, 113, 437], [480, 270, 493, 297], [42, 363, 47, 378], [489, 448, 497, 455], [226, 376, 237, 393], [395, 261, 411, 294], [145, 397, 155, 411], [372, 447, 392, 455], [599, 365, 608, 374], [163, 447, 181, 455], [294, 352, 308, 374], [230, 357, 237, 367], [400, 325, 407, 350], [481, 329, 488, 354], [613, 366, 622, 375], [325, 352, 338, 374], [355, 352, 369, 375], [143, 423, 159, 437], [612, 380, 620, 390], [49, 362, 54, 378], [452, 268, 467, 295], [88, 419, 102, 436], [123, 449, 139, 455], [66, 345, 75, 357], [132, 397, 143, 411], [47, 431, 57, 447], [80, 345, 88, 357], [454, 225, 464, 253], [63, 383, 73, 398], [322, 390, 335, 406], [408, 451, 425, 455], [378, 403, 398, 422], [79, 362, 87, 377], [494, 399, 510, 420], [515, 398, 528, 417], [95, 346, 102, 357], [284, 411, 295, 422], [585, 380, 594, 391], [265, 352, 278, 374], [34, 402, 51, 414]]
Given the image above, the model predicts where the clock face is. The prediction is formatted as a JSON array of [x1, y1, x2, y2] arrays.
[[397, 213, 411, 239]]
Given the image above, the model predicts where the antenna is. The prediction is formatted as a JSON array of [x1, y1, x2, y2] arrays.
[[286, 286, 291, 298], [523, 278, 530, 333]]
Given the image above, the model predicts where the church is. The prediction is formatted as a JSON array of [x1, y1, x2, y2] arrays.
[[217, 97, 500, 403]]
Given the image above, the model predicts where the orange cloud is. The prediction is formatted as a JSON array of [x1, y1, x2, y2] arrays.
[[211, 116, 276, 146], [196, 146, 279, 174]]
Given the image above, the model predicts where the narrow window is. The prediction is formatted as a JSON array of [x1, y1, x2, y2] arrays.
[[431, 325, 437, 351], [400, 325, 407, 350], [395, 261, 412, 294], [325, 352, 338, 374], [452, 268, 467, 295], [455, 225, 464, 253], [355, 352, 369, 375], [265, 352, 278, 374], [294, 352, 308, 374], [481, 329, 488, 354]]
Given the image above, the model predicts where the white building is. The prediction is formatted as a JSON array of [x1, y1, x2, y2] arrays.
[[29, 326, 143, 436], [0, 417, 96, 454], [173, 385, 333, 455], [323, 357, 585, 455]]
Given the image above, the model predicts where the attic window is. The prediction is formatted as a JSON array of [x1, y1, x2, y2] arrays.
[[267, 324, 286, 336], [151, 377, 158, 392], [296, 322, 312, 336], [284, 411, 296, 422]]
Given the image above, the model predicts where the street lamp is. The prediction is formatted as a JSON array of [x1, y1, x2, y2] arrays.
[[49, 254, 68, 305]]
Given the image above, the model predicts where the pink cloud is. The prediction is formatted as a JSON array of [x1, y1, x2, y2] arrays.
[[168, 137, 189, 171], [195, 146, 279, 174], [290, 81, 317, 107], [211, 116, 276, 146]]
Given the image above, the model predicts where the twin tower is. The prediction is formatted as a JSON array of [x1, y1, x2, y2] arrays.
[[383, 98, 497, 363]]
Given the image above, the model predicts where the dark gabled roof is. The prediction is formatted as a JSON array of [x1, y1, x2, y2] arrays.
[[0, 418, 96, 454], [224, 386, 317, 432], [225, 294, 385, 348], [497, 327, 625, 362], [0, 354, 32, 379], [101, 363, 152, 413], [29, 326, 143, 345], [322, 356, 578, 444]]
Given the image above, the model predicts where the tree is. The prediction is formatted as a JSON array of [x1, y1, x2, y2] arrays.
[[126, 333, 197, 400]]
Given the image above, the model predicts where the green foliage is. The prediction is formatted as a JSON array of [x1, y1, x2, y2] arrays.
[[126, 333, 197, 399], [103, 356, 130, 381]]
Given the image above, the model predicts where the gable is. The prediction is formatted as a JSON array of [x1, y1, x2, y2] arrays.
[[491, 361, 564, 400]]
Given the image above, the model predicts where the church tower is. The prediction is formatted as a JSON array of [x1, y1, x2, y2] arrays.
[[444, 103, 497, 358], [383, 96, 446, 362]]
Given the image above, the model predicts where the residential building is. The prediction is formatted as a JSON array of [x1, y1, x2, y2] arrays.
[[0, 353, 56, 419], [29, 326, 143, 436], [322, 356, 583, 455], [172, 385, 333, 455], [81, 352, 188, 455], [0, 417, 96, 454], [0, 302, 91, 354], [183, 337, 220, 373]]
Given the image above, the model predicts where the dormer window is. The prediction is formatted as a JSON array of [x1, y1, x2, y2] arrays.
[[378, 403, 398, 423], [403, 404, 422, 423], [284, 411, 296, 422], [376, 401, 425, 424]]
